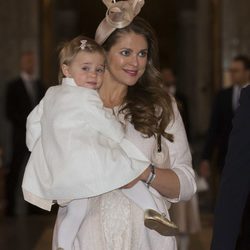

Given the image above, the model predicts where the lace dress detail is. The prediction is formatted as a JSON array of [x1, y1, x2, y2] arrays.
[[101, 190, 132, 250]]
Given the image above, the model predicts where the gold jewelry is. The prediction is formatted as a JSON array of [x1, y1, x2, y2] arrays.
[[144, 209, 179, 236]]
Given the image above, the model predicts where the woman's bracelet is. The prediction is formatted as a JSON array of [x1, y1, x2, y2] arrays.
[[145, 163, 156, 187]]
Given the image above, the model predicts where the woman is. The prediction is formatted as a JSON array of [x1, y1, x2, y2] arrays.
[[52, 3, 196, 250]]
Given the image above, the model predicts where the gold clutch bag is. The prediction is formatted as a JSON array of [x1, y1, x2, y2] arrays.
[[144, 209, 179, 236]]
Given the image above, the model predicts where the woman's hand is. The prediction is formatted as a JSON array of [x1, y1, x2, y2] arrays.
[[123, 165, 181, 199], [121, 165, 181, 200]]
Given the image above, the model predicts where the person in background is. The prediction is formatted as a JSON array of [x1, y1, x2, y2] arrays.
[[199, 55, 250, 215], [199, 55, 250, 178], [5, 51, 45, 216], [211, 84, 250, 250]]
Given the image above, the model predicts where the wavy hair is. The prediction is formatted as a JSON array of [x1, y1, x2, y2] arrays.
[[103, 17, 174, 142]]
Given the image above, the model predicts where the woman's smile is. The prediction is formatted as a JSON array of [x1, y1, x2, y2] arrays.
[[123, 68, 139, 77]]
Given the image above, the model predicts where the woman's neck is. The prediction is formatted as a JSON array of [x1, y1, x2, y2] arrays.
[[99, 74, 128, 108]]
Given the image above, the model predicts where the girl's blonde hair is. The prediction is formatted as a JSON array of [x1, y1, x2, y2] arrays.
[[58, 35, 105, 82]]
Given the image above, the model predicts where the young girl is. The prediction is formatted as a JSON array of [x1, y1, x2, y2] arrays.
[[22, 36, 178, 250]]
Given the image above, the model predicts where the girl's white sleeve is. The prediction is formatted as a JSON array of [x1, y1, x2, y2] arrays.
[[26, 99, 44, 151]]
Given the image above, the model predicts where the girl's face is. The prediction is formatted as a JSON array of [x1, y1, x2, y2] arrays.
[[106, 32, 148, 87], [62, 51, 105, 89]]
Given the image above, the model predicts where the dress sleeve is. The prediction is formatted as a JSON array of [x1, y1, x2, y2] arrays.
[[26, 98, 44, 151], [165, 99, 196, 202]]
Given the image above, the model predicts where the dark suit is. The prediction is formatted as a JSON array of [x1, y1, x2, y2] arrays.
[[202, 87, 234, 173], [5, 76, 45, 215], [211, 85, 250, 250]]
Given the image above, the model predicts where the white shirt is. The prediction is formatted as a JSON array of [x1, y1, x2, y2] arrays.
[[232, 85, 242, 111], [232, 83, 250, 111]]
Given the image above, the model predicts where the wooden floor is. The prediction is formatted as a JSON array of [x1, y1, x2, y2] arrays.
[[0, 212, 213, 250], [189, 214, 213, 250], [0, 214, 55, 250]]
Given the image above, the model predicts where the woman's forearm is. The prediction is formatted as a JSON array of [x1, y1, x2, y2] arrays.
[[141, 167, 180, 199]]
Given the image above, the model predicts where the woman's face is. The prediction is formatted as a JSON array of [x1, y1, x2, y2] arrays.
[[106, 32, 148, 87]]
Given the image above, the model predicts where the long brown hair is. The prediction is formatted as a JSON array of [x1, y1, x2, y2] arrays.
[[103, 17, 174, 142]]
